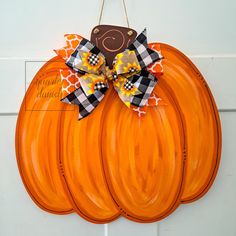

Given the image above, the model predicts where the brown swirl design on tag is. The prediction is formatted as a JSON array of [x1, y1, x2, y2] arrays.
[[90, 25, 137, 67]]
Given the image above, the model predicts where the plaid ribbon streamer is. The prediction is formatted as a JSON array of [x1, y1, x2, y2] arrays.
[[129, 70, 157, 107], [61, 29, 162, 120], [128, 29, 162, 69], [62, 87, 107, 119]]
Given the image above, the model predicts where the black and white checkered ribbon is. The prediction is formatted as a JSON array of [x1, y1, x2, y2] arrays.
[[61, 29, 162, 120]]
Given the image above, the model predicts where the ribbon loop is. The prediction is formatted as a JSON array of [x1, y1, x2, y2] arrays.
[[113, 50, 141, 76], [79, 74, 108, 96]]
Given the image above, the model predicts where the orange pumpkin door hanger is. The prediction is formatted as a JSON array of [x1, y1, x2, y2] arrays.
[[15, 24, 221, 224]]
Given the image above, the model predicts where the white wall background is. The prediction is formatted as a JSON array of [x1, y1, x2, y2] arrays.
[[0, 0, 236, 235]]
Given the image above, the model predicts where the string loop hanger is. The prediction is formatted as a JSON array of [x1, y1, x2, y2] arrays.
[[98, 0, 130, 28]]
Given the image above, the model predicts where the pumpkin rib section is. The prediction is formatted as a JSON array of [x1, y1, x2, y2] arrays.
[[58, 87, 121, 223], [16, 118, 73, 215], [182, 93, 221, 203], [15, 57, 74, 214], [100, 85, 186, 222], [155, 43, 221, 203], [58, 171, 120, 223]]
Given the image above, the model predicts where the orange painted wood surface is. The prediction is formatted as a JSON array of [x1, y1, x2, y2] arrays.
[[15, 43, 221, 223]]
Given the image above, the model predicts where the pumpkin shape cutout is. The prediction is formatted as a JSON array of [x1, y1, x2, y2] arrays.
[[15, 30, 221, 223]]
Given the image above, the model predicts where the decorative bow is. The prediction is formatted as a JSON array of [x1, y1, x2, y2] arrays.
[[56, 29, 163, 119]]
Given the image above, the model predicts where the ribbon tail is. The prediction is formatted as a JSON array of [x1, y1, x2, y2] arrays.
[[60, 68, 81, 98], [61, 86, 107, 120], [126, 70, 158, 107], [128, 28, 162, 69]]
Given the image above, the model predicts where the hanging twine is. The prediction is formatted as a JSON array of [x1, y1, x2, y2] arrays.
[[98, 0, 130, 27]]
